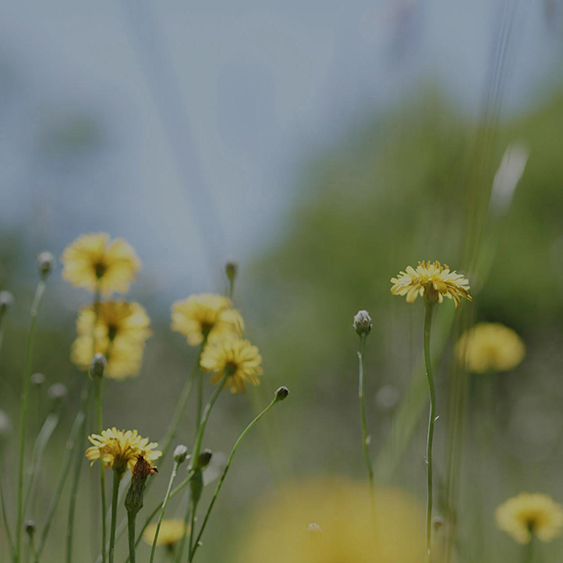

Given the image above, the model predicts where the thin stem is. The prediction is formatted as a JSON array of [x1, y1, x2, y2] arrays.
[[0, 469, 15, 560], [149, 461, 180, 563], [189, 397, 280, 561], [16, 279, 47, 562], [95, 378, 107, 563], [423, 303, 436, 563], [109, 470, 124, 563], [357, 334, 376, 523], [195, 372, 203, 441], [524, 536, 534, 563], [126, 511, 136, 563]]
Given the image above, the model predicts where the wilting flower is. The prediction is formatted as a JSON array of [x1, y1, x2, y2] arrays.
[[390, 261, 471, 308], [456, 322, 525, 373], [237, 478, 425, 563], [143, 519, 188, 547], [171, 293, 244, 346], [200, 338, 262, 393], [61, 233, 141, 296], [496, 493, 563, 544], [71, 301, 151, 380], [86, 428, 161, 475]]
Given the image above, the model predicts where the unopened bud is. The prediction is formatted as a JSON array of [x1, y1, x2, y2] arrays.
[[0, 291, 14, 314], [90, 353, 107, 379], [25, 520, 36, 536], [173, 445, 189, 464], [37, 252, 55, 278], [48, 383, 68, 405], [353, 310, 372, 336], [275, 386, 289, 402], [225, 261, 238, 283], [125, 456, 157, 515], [198, 449, 213, 468], [31, 373, 45, 387]]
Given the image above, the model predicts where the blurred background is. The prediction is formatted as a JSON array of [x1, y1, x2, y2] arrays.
[[2, 0, 563, 561]]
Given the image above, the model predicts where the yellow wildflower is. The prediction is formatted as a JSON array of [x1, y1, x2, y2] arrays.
[[143, 519, 188, 547], [496, 493, 563, 544], [390, 261, 471, 308], [456, 322, 525, 373], [86, 428, 161, 475], [61, 233, 141, 296], [171, 293, 244, 346], [200, 338, 262, 393]]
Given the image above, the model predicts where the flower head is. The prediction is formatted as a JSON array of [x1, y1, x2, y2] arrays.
[[200, 338, 263, 393], [71, 301, 151, 380], [390, 261, 471, 308], [456, 322, 525, 373], [61, 233, 141, 296], [496, 493, 563, 544], [171, 294, 244, 346], [86, 428, 161, 475], [143, 519, 188, 547]]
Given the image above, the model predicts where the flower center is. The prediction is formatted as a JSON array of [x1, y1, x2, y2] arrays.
[[94, 261, 107, 279]]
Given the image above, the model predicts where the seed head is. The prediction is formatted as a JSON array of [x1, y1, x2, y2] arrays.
[[37, 251, 55, 278], [90, 353, 107, 379], [275, 386, 290, 402], [0, 291, 14, 315], [31, 373, 46, 387], [353, 310, 372, 336], [173, 445, 189, 465]]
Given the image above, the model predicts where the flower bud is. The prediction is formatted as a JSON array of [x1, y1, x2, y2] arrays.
[[225, 261, 238, 284], [48, 383, 68, 405], [125, 456, 157, 515], [275, 386, 289, 402], [197, 449, 213, 468], [353, 310, 372, 336], [25, 520, 36, 536], [433, 516, 444, 531], [0, 291, 14, 315], [37, 252, 55, 278], [173, 445, 189, 465], [90, 353, 107, 379], [31, 373, 46, 387]]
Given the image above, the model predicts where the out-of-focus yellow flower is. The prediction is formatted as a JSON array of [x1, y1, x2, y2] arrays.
[[238, 478, 425, 563], [391, 261, 471, 308], [456, 322, 525, 373], [61, 233, 141, 296], [86, 428, 161, 475], [143, 519, 188, 547], [496, 493, 563, 544], [171, 293, 244, 346], [71, 301, 151, 380], [200, 338, 262, 393]]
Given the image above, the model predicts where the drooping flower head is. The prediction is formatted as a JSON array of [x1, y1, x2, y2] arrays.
[[390, 261, 471, 308], [171, 293, 244, 346], [71, 301, 151, 380], [61, 233, 141, 296], [200, 338, 263, 393], [456, 322, 525, 373], [143, 519, 188, 547], [496, 493, 563, 544], [86, 428, 161, 475]]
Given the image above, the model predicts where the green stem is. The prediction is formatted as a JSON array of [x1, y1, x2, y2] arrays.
[[109, 470, 124, 563], [423, 303, 436, 563], [189, 397, 280, 561], [357, 334, 376, 522], [95, 378, 107, 563], [195, 372, 203, 440], [0, 469, 15, 560], [149, 461, 179, 563], [126, 511, 136, 563], [16, 278, 47, 562]]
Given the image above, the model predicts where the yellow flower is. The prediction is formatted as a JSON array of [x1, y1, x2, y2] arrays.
[[200, 338, 263, 393], [390, 261, 471, 308], [71, 301, 151, 380], [61, 233, 141, 296], [237, 478, 425, 563], [171, 293, 244, 346], [456, 322, 525, 373], [86, 428, 161, 475], [143, 519, 188, 547], [496, 493, 563, 544]]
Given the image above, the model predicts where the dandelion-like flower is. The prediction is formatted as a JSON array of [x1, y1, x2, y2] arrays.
[[86, 428, 161, 475], [71, 301, 151, 380], [200, 338, 263, 393], [456, 322, 525, 373], [390, 261, 471, 308], [61, 233, 141, 296], [143, 519, 188, 547], [171, 293, 244, 346], [496, 493, 563, 544]]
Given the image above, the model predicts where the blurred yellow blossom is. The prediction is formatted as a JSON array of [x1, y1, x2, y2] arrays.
[[171, 293, 244, 346], [143, 519, 188, 547], [200, 338, 262, 393], [61, 233, 141, 296], [496, 493, 563, 544], [456, 322, 525, 373], [237, 478, 425, 563], [391, 261, 471, 308]]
